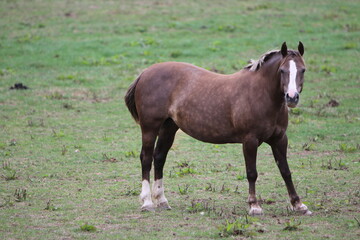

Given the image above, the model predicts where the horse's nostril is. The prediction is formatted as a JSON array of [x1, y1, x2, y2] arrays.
[[294, 93, 299, 102], [286, 92, 299, 103], [285, 93, 290, 100]]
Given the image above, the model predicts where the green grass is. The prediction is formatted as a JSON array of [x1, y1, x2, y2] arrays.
[[0, 0, 359, 239]]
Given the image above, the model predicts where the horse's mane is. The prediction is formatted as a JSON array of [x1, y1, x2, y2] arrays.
[[244, 49, 300, 72], [244, 50, 279, 72]]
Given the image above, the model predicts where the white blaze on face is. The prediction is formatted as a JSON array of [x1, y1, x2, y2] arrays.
[[287, 60, 298, 98]]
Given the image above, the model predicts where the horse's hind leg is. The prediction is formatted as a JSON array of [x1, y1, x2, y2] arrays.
[[152, 119, 179, 209], [139, 125, 160, 211]]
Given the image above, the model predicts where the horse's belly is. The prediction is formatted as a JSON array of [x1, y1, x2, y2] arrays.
[[181, 128, 238, 144], [171, 115, 238, 144]]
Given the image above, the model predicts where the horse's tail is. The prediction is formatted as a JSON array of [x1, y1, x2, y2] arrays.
[[124, 73, 142, 123]]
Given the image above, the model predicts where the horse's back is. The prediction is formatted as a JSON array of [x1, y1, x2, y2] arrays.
[[135, 61, 224, 112]]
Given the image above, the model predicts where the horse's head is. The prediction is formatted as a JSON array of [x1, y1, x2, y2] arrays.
[[279, 42, 306, 108]]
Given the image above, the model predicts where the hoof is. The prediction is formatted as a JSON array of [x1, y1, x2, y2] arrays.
[[292, 203, 312, 216], [141, 204, 156, 212], [157, 201, 171, 210], [249, 205, 263, 216]]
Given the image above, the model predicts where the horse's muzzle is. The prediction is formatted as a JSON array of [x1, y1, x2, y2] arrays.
[[286, 92, 299, 108]]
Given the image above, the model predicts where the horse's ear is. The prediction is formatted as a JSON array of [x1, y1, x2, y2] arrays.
[[281, 42, 287, 57], [298, 41, 304, 56]]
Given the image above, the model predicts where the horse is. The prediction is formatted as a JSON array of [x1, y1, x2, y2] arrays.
[[124, 42, 312, 215]]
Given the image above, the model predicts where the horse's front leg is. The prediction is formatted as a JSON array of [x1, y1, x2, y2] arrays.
[[270, 134, 312, 215], [243, 138, 263, 215]]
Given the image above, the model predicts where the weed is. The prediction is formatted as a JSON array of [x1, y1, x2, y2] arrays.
[[234, 185, 241, 194], [2, 169, 17, 181], [61, 145, 67, 156], [187, 199, 211, 213], [27, 119, 45, 127], [339, 143, 357, 153], [74, 145, 83, 150], [218, 216, 262, 237], [0, 196, 14, 208], [56, 74, 76, 81], [176, 160, 191, 168], [205, 183, 216, 192], [323, 158, 347, 172], [142, 50, 152, 56], [135, 26, 147, 33], [178, 184, 190, 195], [207, 40, 222, 52], [2, 161, 17, 181], [220, 183, 230, 193], [344, 23, 360, 32], [142, 37, 158, 46], [283, 218, 302, 231], [335, 159, 348, 170], [124, 150, 138, 158], [261, 198, 276, 205], [309, 99, 319, 108], [128, 40, 140, 47], [354, 217, 360, 228], [208, 164, 223, 173], [80, 223, 97, 232], [27, 119, 34, 127], [302, 143, 316, 151], [320, 65, 336, 75], [44, 200, 59, 211], [176, 167, 196, 177], [126, 38, 158, 48], [217, 25, 236, 32], [9, 139, 17, 146], [0, 68, 15, 76], [121, 186, 140, 196], [311, 134, 325, 142], [16, 33, 40, 43], [291, 117, 305, 125], [236, 174, 246, 181], [56, 74, 87, 84], [247, 3, 271, 11], [46, 91, 65, 100], [343, 42, 357, 50], [170, 50, 182, 58], [225, 163, 235, 171], [321, 159, 333, 170], [81, 54, 125, 66], [14, 189, 27, 202], [102, 133, 111, 141], [290, 108, 302, 115], [52, 129, 65, 138]]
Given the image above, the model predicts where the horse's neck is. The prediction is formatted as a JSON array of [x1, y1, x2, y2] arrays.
[[257, 56, 284, 104]]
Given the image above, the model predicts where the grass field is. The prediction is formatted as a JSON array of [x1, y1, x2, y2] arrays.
[[0, 0, 359, 239]]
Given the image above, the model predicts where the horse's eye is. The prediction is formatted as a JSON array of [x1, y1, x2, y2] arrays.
[[280, 69, 285, 74], [301, 69, 306, 73]]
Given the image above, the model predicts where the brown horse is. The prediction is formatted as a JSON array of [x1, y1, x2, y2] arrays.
[[125, 42, 312, 215]]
